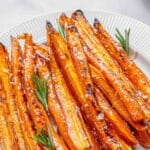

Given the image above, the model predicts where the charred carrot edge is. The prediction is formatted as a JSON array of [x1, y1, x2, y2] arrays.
[[71, 10, 144, 122], [47, 22, 123, 150], [47, 46, 96, 150], [94, 87, 138, 146], [59, 13, 71, 28], [11, 37, 41, 150], [23, 33, 68, 150], [93, 19, 150, 105], [135, 129, 150, 148], [0, 78, 14, 150], [93, 19, 150, 121], [0, 43, 26, 150], [90, 64, 146, 131], [66, 24, 99, 111]]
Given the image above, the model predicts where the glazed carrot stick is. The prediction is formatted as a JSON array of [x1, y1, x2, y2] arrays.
[[90, 64, 146, 131], [135, 129, 150, 147], [0, 43, 26, 150], [23, 33, 68, 150], [47, 22, 122, 150], [66, 24, 99, 110], [0, 79, 14, 150], [71, 10, 144, 122], [93, 19, 150, 106], [47, 47, 96, 150], [94, 19, 150, 121], [11, 37, 41, 150], [94, 87, 137, 146]]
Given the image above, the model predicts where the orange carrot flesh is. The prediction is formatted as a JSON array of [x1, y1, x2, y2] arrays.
[[48, 47, 95, 150], [23, 34, 68, 150], [94, 20, 150, 121], [47, 22, 123, 150], [0, 43, 26, 150], [71, 10, 144, 122], [11, 37, 41, 150], [90, 64, 146, 131], [94, 87, 138, 146], [66, 25, 99, 110], [94, 19, 150, 104]]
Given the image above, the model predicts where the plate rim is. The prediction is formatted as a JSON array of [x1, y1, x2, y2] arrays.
[[0, 9, 150, 37]]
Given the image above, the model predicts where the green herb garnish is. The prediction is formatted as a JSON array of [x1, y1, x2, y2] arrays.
[[57, 19, 66, 41], [32, 73, 51, 111], [34, 125, 54, 150], [115, 28, 130, 55]]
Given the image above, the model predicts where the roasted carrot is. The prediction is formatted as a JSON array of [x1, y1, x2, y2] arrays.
[[11, 37, 41, 150], [47, 46, 97, 150], [66, 24, 99, 110], [0, 43, 26, 150], [135, 129, 150, 147], [71, 10, 144, 122], [94, 19, 150, 121], [23, 33, 68, 150], [90, 64, 146, 131], [93, 19, 150, 106], [0, 79, 14, 150], [47, 22, 123, 150], [94, 87, 137, 146]]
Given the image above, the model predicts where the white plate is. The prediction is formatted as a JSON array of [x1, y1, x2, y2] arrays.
[[0, 10, 149, 150]]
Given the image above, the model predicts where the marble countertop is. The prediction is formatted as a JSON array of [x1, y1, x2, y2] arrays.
[[0, 0, 150, 34]]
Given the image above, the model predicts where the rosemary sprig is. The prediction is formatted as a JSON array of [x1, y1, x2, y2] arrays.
[[32, 73, 51, 111], [115, 28, 130, 55], [34, 124, 54, 150], [57, 19, 66, 41], [32, 74, 54, 149]]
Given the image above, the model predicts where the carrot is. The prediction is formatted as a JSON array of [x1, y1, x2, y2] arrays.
[[11, 37, 41, 150], [66, 24, 99, 110], [47, 46, 97, 150], [47, 22, 123, 150], [93, 19, 150, 106], [23, 33, 68, 150], [90, 64, 146, 131], [94, 87, 138, 146], [71, 10, 144, 122], [0, 43, 26, 150], [94, 19, 150, 121], [0, 78, 14, 150]]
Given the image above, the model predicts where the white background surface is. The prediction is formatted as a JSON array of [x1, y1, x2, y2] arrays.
[[0, 0, 150, 34]]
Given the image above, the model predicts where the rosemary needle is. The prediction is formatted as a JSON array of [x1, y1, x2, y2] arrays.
[[115, 28, 130, 55], [34, 124, 54, 150], [57, 19, 66, 41]]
